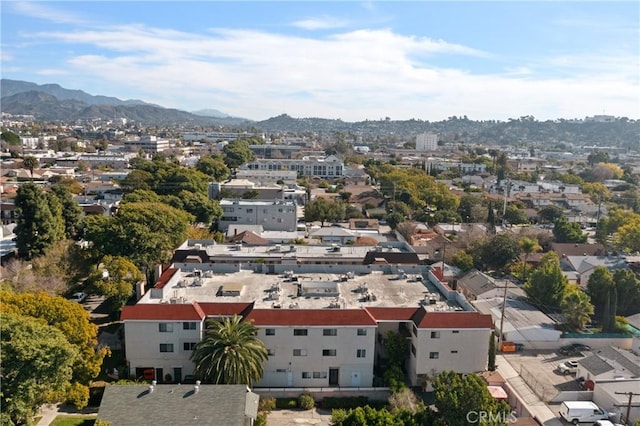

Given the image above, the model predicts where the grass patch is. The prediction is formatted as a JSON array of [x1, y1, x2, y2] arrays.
[[50, 415, 96, 426]]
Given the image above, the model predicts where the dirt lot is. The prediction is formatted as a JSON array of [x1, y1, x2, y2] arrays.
[[502, 350, 584, 401]]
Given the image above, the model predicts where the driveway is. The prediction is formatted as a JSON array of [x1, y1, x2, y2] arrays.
[[266, 408, 333, 426]]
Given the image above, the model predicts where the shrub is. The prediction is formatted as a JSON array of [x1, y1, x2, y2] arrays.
[[275, 397, 298, 409], [66, 382, 89, 409], [258, 396, 276, 413], [321, 396, 369, 409], [254, 413, 267, 426], [298, 393, 315, 410]]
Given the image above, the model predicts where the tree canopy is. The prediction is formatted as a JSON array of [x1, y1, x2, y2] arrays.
[[523, 252, 568, 309], [88, 255, 144, 311], [196, 155, 230, 181], [223, 140, 254, 169], [553, 218, 587, 243]]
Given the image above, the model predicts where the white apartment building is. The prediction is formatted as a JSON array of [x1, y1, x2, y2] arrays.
[[218, 199, 297, 232], [416, 133, 438, 151], [235, 170, 298, 186], [241, 155, 344, 179], [124, 135, 170, 154]]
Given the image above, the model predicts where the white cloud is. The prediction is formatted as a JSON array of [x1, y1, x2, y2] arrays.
[[291, 16, 350, 30], [9, 2, 87, 25], [37, 69, 69, 76], [20, 23, 640, 121]]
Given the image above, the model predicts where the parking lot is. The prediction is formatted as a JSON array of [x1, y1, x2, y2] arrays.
[[502, 350, 584, 401]]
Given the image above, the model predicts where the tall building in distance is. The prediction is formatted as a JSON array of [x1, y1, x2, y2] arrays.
[[416, 132, 438, 151]]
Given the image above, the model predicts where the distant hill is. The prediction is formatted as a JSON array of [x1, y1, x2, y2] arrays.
[[190, 108, 231, 118], [1, 79, 152, 106]]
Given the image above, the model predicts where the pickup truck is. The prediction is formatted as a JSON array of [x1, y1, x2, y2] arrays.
[[557, 360, 578, 375]]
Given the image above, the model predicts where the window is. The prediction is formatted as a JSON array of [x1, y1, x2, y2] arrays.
[[357, 328, 367, 336], [267, 349, 276, 356], [452, 330, 460, 334], [246, 209, 253, 213], [159, 343, 174, 353], [357, 349, 366, 358], [411, 344, 416, 357], [159, 323, 173, 333], [451, 350, 458, 354], [293, 349, 307, 356], [265, 328, 276, 336], [302, 372, 311, 379], [429, 352, 439, 359], [183, 342, 196, 351], [412, 324, 418, 337], [182, 322, 196, 330], [293, 329, 308, 336], [323, 328, 337, 336], [313, 371, 328, 379], [430, 331, 440, 339], [322, 349, 337, 357]]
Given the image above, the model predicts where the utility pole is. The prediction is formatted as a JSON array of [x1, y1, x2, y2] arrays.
[[615, 391, 640, 425], [497, 282, 510, 351]]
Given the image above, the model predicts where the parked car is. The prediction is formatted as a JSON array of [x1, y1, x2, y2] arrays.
[[69, 292, 87, 303], [557, 360, 578, 375], [559, 401, 614, 425], [559, 343, 591, 356]]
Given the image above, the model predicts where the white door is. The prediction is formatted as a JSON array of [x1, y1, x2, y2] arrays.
[[287, 371, 293, 387], [350, 371, 361, 387]]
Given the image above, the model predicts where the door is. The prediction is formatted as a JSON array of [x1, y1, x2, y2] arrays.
[[350, 371, 361, 387], [329, 368, 339, 386], [287, 371, 293, 387], [155, 368, 164, 383], [173, 367, 182, 384]]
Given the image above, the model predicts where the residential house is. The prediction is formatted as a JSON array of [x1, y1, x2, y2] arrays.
[[97, 384, 259, 426], [576, 346, 640, 383], [241, 155, 344, 179], [309, 227, 356, 245], [218, 199, 297, 233]]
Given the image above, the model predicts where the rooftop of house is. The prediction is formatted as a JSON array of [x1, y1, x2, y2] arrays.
[[97, 384, 259, 426], [137, 268, 466, 313]]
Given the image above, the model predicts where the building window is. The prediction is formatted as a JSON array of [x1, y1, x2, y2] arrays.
[[265, 328, 276, 336], [429, 352, 439, 359], [430, 331, 440, 339], [160, 343, 174, 353], [357, 328, 367, 336], [412, 324, 417, 337], [267, 349, 276, 356], [182, 322, 196, 330], [159, 323, 173, 333], [322, 349, 337, 357], [452, 330, 460, 334], [356, 349, 366, 358], [451, 350, 458, 354], [302, 372, 311, 379], [293, 349, 307, 356], [246, 209, 253, 213], [323, 329, 337, 336], [183, 342, 196, 351], [293, 329, 308, 336], [313, 371, 327, 379]]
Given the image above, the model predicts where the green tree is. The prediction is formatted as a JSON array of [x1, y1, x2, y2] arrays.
[[561, 286, 594, 331], [553, 218, 587, 243], [614, 215, 640, 253], [468, 233, 520, 272], [1, 130, 21, 145], [51, 184, 83, 239], [196, 155, 230, 181], [488, 331, 497, 371], [1, 312, 77, 425], [223, 140, 254, 169], [191, 315, 267, 386], [523, 252, 568, 309], [15, 183, 64, 259], [22, 155, 38, 178], [538, 205, 564, 224], [176, 190, 223, 224], [586, 266, 614, 321], [434, 370, 511, 426], [120, 169, 154, 193], [451, 250, 474, 272], [612, 269, 640, 316], [518, 237, 541, 283], [121, 189, 162, 204], [503, 204, 529, 225], [88, 256, 144, 311]]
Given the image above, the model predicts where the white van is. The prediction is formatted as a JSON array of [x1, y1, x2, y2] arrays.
[[559, 401, 613, 424]]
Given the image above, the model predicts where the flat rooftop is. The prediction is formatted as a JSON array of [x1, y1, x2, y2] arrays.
[[139, 269, 465, 312]]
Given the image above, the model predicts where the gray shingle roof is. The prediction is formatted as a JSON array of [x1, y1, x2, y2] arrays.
[[97, 384, 258, 426]]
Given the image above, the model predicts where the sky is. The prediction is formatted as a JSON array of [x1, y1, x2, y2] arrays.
[[1, 1, 639, 122]]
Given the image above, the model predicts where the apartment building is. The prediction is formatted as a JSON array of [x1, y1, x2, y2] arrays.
[[235, 169, 298, 186], [241, 155, 344, 179], [218, 199, 297, 232], [124, 135, 170, 154], [416, 133, 438, 151]]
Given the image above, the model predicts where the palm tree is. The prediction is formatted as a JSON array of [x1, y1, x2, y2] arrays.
[[518, 237, 541, 283], [561, 289, 594, 331], [191, 315, 267, 386], [22, 156, 38, 179]]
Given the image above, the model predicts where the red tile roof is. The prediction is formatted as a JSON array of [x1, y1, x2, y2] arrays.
[[366, 307, 419, 321], [199, 302, 254, 318], [244, 308, 377, 326], [153, 268, 179, 289], [120, 303, 205, 321], [412, 311, 494, 329]]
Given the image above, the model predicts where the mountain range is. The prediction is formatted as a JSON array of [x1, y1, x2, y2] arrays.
[[1, 79, 638, 149]]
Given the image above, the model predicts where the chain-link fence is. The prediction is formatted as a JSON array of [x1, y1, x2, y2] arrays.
[[519, 364, 557, 402]]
